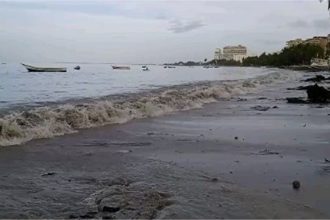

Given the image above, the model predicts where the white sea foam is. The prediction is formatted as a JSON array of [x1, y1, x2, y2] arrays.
[[0, 69, 302, 146]]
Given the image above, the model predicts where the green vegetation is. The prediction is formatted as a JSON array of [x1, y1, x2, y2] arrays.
[[242, 44, 325, 67], [207, 59, 241, 66]]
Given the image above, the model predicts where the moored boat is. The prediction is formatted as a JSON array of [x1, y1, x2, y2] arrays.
[[112, 65, 130, 70], [21, 63, 67, 72], [142, 65, 149, 71]]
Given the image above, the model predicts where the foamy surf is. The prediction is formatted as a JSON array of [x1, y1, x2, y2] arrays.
[[0, 69, 302, 146]]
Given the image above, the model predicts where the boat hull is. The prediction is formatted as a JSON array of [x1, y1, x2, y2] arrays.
[[21, 64, 67, 72], [112, 66, 130, 70]]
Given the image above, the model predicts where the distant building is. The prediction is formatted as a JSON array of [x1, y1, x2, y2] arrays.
[[286, 35, 330, 56], [222, 45, 247, 62], [214, 48, 223, 60], [286, 38, 303, 48], [304, 36, 328, 49]]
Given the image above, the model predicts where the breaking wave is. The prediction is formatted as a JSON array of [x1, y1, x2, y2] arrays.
[[0, 69, 302, 146]]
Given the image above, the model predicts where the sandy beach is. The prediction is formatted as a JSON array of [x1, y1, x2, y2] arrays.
[[0, 70, 330, 219]]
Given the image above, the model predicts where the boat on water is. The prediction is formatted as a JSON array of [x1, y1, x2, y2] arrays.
[[74, 65, 81, 70], [164, 65, 176, 69], [21, 63, 67, 72], [142, 65, 149, 71], [112, 65, 130, 70]]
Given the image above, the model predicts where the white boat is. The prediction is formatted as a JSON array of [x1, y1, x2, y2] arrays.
[[21, 63, 67, 72]]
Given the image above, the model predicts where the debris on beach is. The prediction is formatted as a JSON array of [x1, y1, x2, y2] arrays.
[[41, 172, 56, 177], [251, 105, 271, 111], [258, 149, 280, 155], [292, 180, 301, 190], [237, 98, 248, 102], [80, 182, 173, 219]]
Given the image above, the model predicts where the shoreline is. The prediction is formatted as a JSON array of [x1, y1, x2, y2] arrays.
[[0, 70, 330, 218], [0, 68, 298, 147]]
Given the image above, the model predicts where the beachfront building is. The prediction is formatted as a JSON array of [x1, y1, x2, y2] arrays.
[[222, 45, 248, 63], [304, 36, 328, 49], [286, 38, 303, 48], [286, 35, 330, 56], [214, 48, 223, 60]]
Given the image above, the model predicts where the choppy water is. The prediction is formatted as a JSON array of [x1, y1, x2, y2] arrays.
[[1, 63, 267, 109], [0, 63, 302, 146]]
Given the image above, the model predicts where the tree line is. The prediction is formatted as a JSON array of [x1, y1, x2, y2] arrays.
[[242, 44, 326, 67]]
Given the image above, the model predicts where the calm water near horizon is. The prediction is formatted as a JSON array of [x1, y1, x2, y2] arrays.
[[0, 63, 269, 109]]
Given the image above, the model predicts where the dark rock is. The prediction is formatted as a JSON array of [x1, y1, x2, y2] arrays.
[[211, 177, 218, 182], [304, 75, 327, 82], [287, 97, 308, 104], [69, 214, 78, 219], [251, 105, 271, 111], [102, 216, 114, 219], [306, 84, 330, 103], [292, 180, 301, 190], [102, 206, 121, 213], [287, 86, 312, 91], [80, 212, 96, 219]]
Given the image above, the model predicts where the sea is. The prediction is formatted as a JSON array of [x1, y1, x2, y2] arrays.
[[0, 63, 302, 146]]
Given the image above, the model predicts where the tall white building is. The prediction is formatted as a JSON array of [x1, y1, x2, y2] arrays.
[[222, 45, 248, 62]]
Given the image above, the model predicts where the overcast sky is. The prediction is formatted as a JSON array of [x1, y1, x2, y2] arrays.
[[0, 0, 329, 63]]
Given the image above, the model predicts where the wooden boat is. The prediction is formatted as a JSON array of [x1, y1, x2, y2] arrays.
[[112, 65, 130, 70], [142, 65, 149, 71], [21, 63, 67, 72]]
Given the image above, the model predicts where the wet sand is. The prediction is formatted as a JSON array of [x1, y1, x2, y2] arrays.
[[0, 73, 330, 218]]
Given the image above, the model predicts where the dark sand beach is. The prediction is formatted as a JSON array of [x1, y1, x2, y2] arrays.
[[0, 71, 330, 219]]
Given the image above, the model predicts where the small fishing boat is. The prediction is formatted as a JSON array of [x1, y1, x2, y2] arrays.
[[21, 63, 67, 72], [112, 65, 130, 70], [74, 65, 81, 70], [164, 65, 176, 69], [142, 65, 149, 71]]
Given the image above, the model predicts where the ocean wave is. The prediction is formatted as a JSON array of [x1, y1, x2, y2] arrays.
[[0, 69, 302, 146]]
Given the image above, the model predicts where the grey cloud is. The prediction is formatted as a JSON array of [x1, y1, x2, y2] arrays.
[[287, 18, 330, 30], [288, 20, 309, 28], [313, 19, 330, 29], [168, 20, 205, 34]]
